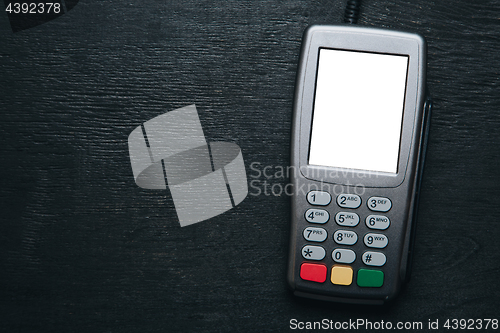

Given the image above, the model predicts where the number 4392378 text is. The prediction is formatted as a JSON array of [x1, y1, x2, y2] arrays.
[[5, 2, 62, 14]]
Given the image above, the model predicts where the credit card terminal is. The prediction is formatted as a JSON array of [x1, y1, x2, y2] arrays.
[[287, 25, 431, 304]]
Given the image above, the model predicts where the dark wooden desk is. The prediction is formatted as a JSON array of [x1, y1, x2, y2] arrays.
[[1, 1, 499, 331]]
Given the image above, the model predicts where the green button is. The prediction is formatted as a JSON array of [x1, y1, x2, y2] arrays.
[[357, 269, 384, 287]]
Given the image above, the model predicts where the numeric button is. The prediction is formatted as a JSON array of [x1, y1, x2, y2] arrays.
[[336, 194, 361, 209], [333, 230, 358, 245], [364, 233, 388, 248], [307, 191, 331, 206], [305, 209, 329, 224], [335, 212, 360, 227], [332, 248, 356, 264], [303, 227, 327, 242], [367, 196, 392, 212], [365, 215, 390, 230]]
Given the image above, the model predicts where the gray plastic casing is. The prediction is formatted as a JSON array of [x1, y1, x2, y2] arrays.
[[288, 25, 430, 304]]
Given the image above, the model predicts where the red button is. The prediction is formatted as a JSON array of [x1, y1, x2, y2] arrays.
[[300, 263, 327, 283]]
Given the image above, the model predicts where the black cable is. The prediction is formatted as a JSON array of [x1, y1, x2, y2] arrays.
[[344, 0, 362, 24]]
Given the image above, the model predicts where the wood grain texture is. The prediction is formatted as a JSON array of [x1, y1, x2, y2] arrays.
[[0, 0, 499, 332]]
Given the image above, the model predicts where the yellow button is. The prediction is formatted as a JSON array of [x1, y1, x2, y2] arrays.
[[330, 265, 353, 285]]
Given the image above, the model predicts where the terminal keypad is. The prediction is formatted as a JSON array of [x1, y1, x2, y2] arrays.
[[300, 191, 391, 287]]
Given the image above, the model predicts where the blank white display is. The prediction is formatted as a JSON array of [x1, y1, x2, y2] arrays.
[[308, 49, 408, 173]]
